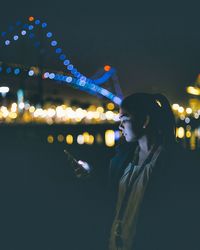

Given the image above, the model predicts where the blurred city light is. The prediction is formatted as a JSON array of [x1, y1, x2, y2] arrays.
[[176, 127, 185, 139], [104, 65, 111, 71], [66, 135, 73, 144], [105, 130, 115, 147], [0, 86, 9, 94], [29, 16, 34, 22], [47, 135, 54, 143], [187, 86, 200, 96]]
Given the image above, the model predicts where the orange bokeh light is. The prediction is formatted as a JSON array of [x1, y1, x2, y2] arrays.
[[29, 16, 34, 22], [104, 65, 111, 72]]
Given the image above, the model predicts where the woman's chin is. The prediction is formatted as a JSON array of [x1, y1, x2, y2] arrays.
[[125, 136, 131, 142], [125, 136, 135, 143]]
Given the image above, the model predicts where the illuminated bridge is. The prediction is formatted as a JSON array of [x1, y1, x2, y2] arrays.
[[0, 16, 123, 105]]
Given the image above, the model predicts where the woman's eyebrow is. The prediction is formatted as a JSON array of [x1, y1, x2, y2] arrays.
[[119, 114, 126, 119], [119, 114, 130, 120]]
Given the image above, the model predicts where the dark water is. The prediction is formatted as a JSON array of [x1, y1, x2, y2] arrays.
[[0, 124, 199, 250], [0, 124, 116, 250]]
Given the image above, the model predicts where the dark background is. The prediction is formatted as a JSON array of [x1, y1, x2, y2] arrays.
[[0, 124, 116, 250], [0, 1, 200, 249], [1, 1, 200, 103], [0, 124, 199, 250]]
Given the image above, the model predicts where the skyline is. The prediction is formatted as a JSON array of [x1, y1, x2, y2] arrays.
[[0, 3, 200, 104]]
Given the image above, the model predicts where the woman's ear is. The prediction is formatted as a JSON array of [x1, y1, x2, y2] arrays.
[[143, 115, 150, 129]]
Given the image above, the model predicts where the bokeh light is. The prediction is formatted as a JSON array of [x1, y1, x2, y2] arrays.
[[29, 16, 34, 22]]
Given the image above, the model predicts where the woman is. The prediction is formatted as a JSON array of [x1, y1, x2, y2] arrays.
[[108, 93, 191, 250], [71, 93, 193, 250]]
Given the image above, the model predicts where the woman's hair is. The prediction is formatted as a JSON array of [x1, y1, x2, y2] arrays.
[[120, 93, 176, 146]]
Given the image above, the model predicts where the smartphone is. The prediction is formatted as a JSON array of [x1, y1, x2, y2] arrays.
[[64, 149, 81, 170], [64, 149, 91, 177]]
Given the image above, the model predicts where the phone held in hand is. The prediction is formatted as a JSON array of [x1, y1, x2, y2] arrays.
[[64, 149, 91, 178]]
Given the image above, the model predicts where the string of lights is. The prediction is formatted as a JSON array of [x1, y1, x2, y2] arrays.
[[0, 16, 122, 104], [0, 100, 199, 148]]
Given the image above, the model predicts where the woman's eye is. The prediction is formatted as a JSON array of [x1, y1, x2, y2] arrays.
[[119, 117, 131, 124]]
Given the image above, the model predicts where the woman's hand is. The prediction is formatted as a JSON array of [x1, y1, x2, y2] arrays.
[[64, 149, 92, 178], [75, 160, 92, 178]]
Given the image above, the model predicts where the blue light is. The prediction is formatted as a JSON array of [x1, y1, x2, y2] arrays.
[[60, 75, 64, 81], [42, 23, 47, 28], [29, 33, 35, 39], [72, 69, 77, 74], [87, 79, 92, 84], [16, 21, 21, 26], [51, 40, 57, 46], [53, 75, 59, 80], [21, 30, 26, 36], [28, 25, 34, 30], [5, 40, 11, 46], [6, 67, 12, 74], [28, 70, 34, 76], [62, 76, 66, 81], [56, 75, 62, 81], [49, 73, 55, 79], [55, 48, 62, 54], [113, 97, 122, 105], [59, 54, 66, 60], [54, 71, 122, 105], [101, 89, 109, 96], [1, 32, 6, 37], [74, 72, 80, 78], [90, 84, 97, 92], [13, 35, 19, 41], [80, 76, 86, 81], [115, 131, 121, 140], [63, 60, 70, 66], [0, 67, 3, 72], [67, 64, 74, 71], [14, 68, 20, 75], [23, 24, 29, 29], [78, 79, 86, 87], [66, 77, 73, 83], [76, 73, 81, 78], [35, 20, 40, 25], [59, 76, 64, 81], [0, 17, 119, 101], [46, 32, 52, 38], [95, 69, 114, 86]]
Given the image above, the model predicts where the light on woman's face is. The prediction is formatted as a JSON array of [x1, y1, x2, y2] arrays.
[[119, 112, 136, 142]]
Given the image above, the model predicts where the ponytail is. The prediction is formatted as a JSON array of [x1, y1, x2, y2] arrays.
[[153, 93, 176, 146]]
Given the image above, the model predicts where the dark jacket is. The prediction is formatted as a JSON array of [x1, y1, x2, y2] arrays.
[[133, 144, 199, 250], [108, 141, 138, 209]]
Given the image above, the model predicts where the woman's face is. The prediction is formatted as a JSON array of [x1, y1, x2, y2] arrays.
[[119, 108, 145, 142], [119, 109, 136, 142]]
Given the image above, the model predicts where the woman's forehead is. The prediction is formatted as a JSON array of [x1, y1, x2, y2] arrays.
[[119, 108, 130, 119]]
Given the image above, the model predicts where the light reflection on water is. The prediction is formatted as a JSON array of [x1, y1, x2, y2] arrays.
[[177, 127, 200, 150]]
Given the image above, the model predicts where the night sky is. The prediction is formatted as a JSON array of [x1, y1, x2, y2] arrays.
[[1, 1, 200, 104]]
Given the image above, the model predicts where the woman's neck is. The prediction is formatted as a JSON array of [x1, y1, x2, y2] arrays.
[[138, 135, 155, 153], [136, 135, 157, 166]]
